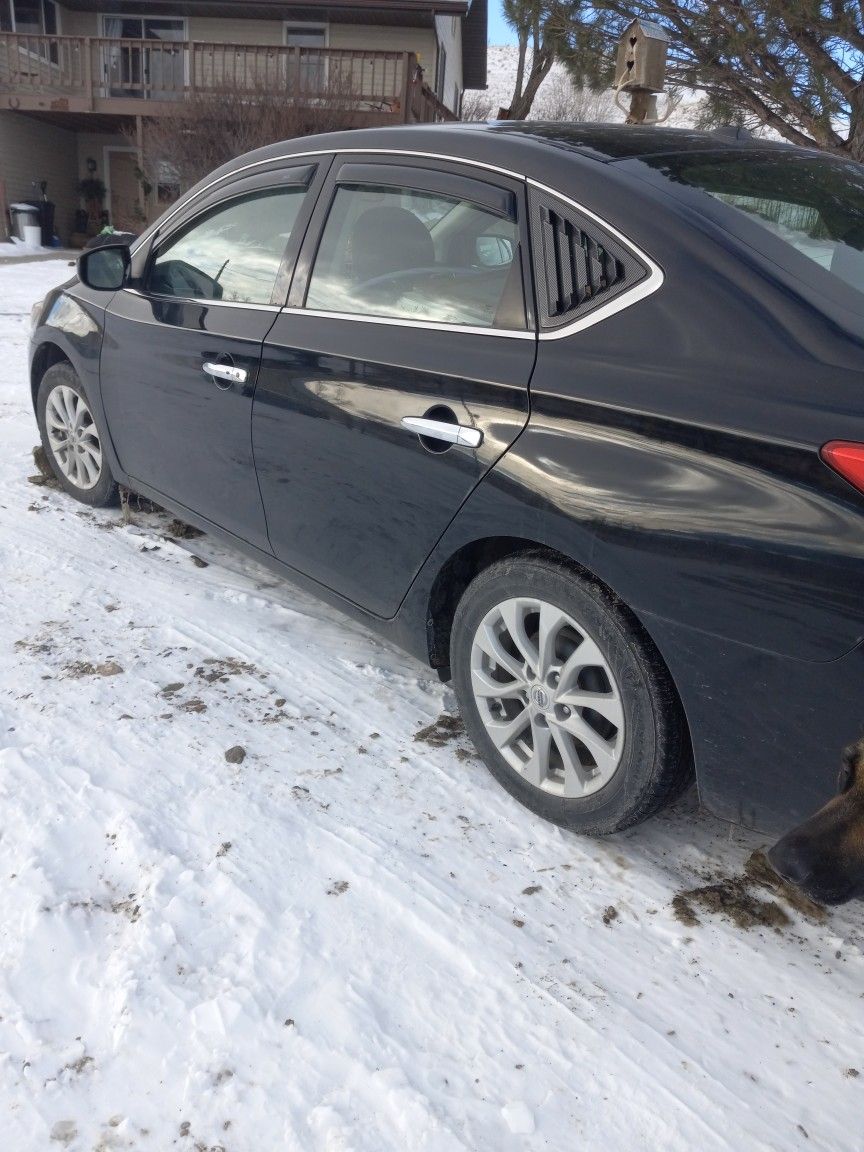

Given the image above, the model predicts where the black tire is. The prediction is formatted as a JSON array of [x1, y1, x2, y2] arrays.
[[451, 553, 692, 834], [36, 362, 118, 507]]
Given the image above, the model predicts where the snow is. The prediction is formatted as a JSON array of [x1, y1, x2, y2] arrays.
[[467, 44, 707, 126], [1, 259, 862, 1152], [3, 237, 50, 256]]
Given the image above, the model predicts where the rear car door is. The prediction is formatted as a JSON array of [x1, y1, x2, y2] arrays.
[[252, 155, 537, 616], [99, 161, 328, 549]]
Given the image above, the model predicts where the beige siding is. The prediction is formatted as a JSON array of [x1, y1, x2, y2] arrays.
[[76, 130, 130, 183], [329, 23, 435, 69], [0, 110, 77, 240], [187, 18, 283, 45]]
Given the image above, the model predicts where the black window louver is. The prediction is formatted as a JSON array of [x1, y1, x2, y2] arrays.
[[530, 190, 649, 329]]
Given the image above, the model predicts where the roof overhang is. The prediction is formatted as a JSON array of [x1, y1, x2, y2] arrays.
[[61, 0, 469, 18], [461, 0, 487, 89]]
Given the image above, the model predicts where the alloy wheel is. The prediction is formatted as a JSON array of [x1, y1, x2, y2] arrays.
[[469, 597, 625, 797], [45, 384, 103, 491]]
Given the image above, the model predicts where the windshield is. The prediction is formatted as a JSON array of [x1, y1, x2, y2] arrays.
[[634, 150, 864, 312]]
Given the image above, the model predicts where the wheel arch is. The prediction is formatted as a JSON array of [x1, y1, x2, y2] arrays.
[[30, 342, 72, 411], [425, 533, 694, 764]]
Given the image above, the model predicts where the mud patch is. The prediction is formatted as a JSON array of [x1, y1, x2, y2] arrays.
[[15, 620, 69, 659], [672, 880, 790, 931], [28, 444, 60, 489], [195, 657, 259, 685], [672, 850, 827, 931], [414, 713, 464, 747], [119, 487, 162, 516], [165, 518, 204, 540], [63, 660, 124, 679]]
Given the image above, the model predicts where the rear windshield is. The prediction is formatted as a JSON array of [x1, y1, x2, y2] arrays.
[[634, 151, 864, 314]]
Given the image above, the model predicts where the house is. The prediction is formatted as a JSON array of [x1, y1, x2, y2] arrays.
[[0, 0, 487, 243]]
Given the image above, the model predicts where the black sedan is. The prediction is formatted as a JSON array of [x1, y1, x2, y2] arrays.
[[29, 123, 864, 838]]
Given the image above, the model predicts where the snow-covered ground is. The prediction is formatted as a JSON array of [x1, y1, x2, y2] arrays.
[[1, 260, 862, 1152]]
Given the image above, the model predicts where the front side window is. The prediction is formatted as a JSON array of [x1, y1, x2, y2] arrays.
[[306, 182, 525, 329], [148, 189, 307, 305]]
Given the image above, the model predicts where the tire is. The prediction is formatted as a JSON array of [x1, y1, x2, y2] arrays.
[[451, 553, 692, 834], [36, 362, 118, 507]]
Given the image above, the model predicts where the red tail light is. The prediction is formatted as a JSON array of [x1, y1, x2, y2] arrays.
[[821, 441, 864, 494]]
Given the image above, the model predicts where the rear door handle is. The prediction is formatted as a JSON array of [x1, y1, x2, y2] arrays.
[[401, 416, 482, 448], [203, 361, 247, 385]]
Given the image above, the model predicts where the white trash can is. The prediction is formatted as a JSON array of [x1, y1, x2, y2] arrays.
[[22, 224, 43, 247], [10, 203, 40, 240]]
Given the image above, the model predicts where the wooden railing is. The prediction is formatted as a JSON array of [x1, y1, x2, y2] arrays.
[[0, 33, 457, 122]]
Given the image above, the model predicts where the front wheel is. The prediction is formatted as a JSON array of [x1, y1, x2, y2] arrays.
[[451, 555, 692, 834], [36, 362, 118, 507]]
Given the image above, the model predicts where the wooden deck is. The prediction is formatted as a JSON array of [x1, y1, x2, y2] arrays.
[[0, 34, 456, 123]]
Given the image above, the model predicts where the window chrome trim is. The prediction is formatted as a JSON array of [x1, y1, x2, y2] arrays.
[[123, 287, 282, 312], [130, 147, 664, 339], [280, 306, 534, 340]]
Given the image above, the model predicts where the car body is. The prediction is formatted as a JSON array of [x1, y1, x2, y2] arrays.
[[29, 122, 864, 835]]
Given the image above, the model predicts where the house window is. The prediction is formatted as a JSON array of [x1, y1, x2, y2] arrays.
[[284, 23, 327, 93], [435, 44, 447, 100], [101, 15, 186, 99], [4, 0, 58, 34]]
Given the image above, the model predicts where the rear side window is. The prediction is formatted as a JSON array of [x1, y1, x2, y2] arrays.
[[636, 152, 864, 314], [529, 187, 649, 330], [148, 189, 307, 305], [305, 183, 526, 330]]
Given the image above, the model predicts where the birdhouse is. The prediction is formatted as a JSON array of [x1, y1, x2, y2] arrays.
[[616, 18, 670, 93]]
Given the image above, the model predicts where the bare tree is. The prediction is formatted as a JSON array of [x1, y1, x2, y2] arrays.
[[531, 69, 618, 121], [130, 74, 362, 213], [460, 89, 496, 122]]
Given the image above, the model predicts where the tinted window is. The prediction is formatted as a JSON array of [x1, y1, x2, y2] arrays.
[[149, 189, 306, 304], [639, 152, 864, 311], [306, 183, 525, 329]]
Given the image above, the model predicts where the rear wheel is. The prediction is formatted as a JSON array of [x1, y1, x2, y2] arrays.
[[37, 363, 118, 507], [451, 554, 692, 833]]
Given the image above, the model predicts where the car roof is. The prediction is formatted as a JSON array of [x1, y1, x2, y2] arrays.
[[436, 120, 801, 161], [222, 120, 806, 176]]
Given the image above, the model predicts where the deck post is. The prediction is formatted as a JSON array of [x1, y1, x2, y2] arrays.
[[83, 36, 94, 110], [402, 52, 415, 123]]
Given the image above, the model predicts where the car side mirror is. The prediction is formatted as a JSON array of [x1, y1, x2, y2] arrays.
[[77, 244, 131, 291]]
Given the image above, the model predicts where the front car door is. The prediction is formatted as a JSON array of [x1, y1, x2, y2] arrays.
[[99, 161, 328, 550], [253, 155, 537, 616]]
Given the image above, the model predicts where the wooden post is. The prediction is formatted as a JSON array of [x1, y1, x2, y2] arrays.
[[627, 90, 658, 125], [83, 35, 94, 110], [0, 179, 10, 242], [135, 114, 146, 224], [401, 52, 413, 123]]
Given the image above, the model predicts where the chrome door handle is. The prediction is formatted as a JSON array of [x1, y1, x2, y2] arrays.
[[203, 361, 247, 384], [401, 416, 483, 448]]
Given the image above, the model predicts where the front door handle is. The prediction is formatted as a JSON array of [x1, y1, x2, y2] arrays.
[[401, 416, 483, 449], [203, 361, 247, 385]]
